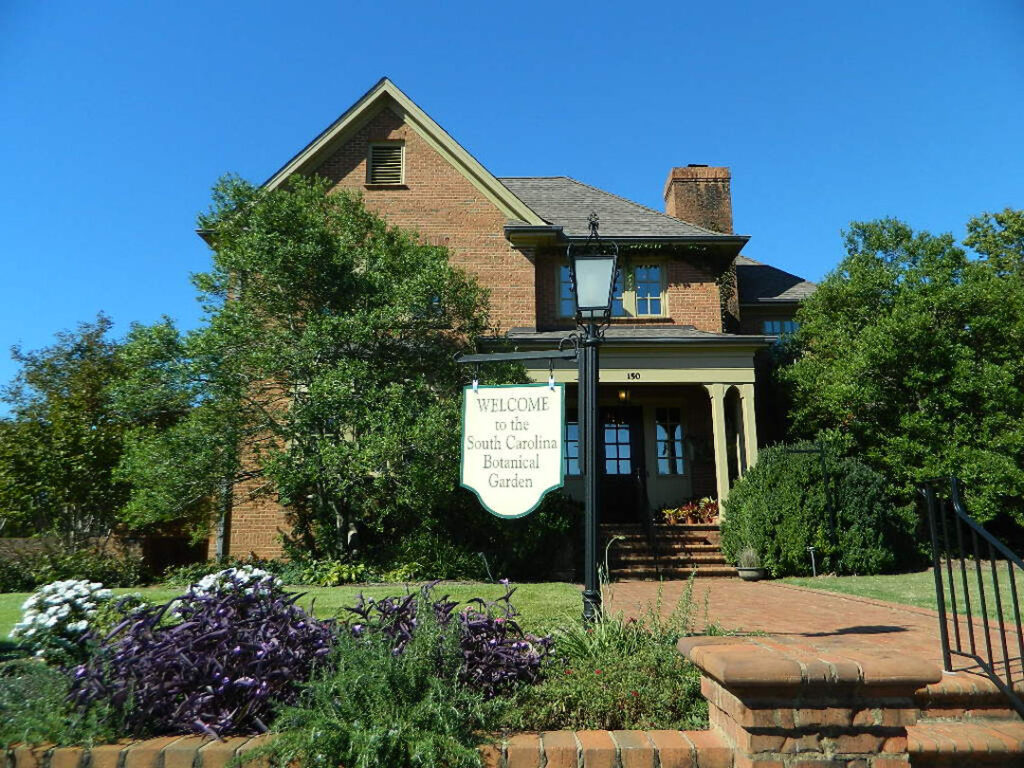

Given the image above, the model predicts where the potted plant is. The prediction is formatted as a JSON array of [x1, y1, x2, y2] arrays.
[[736, 547, 767, 581]]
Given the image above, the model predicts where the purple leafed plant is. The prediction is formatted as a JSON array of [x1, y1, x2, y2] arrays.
[[68, 575, 335, 737], [344, 581, 457, 654], [345, 580, 553, 698], [455, 583, 554, 698]]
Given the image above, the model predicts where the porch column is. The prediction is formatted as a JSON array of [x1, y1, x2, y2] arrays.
[[704, 383, 730, 504], [738, 383, 759, 468]]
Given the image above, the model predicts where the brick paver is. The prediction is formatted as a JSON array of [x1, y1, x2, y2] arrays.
[[604, 578, 1019, 679]]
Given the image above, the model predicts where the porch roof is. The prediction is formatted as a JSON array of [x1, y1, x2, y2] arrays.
[[504, 326, 770, 347]]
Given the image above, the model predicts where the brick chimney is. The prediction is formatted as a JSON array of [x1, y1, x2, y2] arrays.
[[663, 165, 733, 234]]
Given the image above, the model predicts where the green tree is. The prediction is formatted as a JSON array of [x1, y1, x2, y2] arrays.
[[112, 319, 241, 540], [781, 209, 1024, 523], [118, 174, 516, 557], [0, 315, 129, 549]]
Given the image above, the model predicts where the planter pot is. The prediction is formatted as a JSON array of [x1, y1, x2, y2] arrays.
[[737, 566, 767, 581]]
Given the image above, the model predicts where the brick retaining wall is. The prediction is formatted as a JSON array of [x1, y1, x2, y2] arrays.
[[9, 637, 1024, 767]]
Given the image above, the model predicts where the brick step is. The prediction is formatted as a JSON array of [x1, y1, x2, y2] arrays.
[[605, 534, 719, 546], [598, 524, 720, 536], [609, 540, 722, 553], [613, 566, 737, 579], [916, 671, 1024, 722], [611, 557, 729, 569], [612, 551, 726, 563], [908, 720, 1024, 765]]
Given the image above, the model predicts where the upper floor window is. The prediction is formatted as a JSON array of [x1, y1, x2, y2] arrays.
[[558, 263, 664, 319], [762, 319, 798, 335], [367, 143, 404, 185], [634, 265, 662, 316]]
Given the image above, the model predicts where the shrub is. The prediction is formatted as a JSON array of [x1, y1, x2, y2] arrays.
[[9, 580, 114, 665], [485, 494, 577, 580], [721, 440, 915, 577], [268, 607, 494, 768], [503, 583, 706, 731], [162, 556, 287, 587], [291, 558, 369, 586], [382, 531, 486, 581], [69, 571, 335, 737], [0, 659, 120, 747], [183, 564, 280, 598], [0, 558, 35, 593], [344, 582, 554, 698], [87, 593, 153, 639], [0, 549, 146, 593]]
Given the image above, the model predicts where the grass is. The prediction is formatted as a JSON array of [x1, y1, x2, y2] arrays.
[[0, 581, 581, 640], [783, 565, 1024, 623]]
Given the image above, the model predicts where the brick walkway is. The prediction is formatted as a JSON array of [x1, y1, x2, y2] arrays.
[[604, 578, 1019, 677]]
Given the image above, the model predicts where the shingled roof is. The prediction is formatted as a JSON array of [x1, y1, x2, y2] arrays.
[[505, 326, 769, 346], [735, 255, 816, 303], [499, 177, 744, 240]]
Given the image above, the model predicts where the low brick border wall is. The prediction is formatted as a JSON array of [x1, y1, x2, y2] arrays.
[[4, 731, 733, 768], [12, 637, 1024, 768]]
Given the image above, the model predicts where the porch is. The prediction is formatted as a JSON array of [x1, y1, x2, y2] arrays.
[[514, 326, 767, 519], [514, 327, 766, 578]]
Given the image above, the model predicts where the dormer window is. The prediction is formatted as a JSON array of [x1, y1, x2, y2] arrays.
[[558, 263, 664, 318], [367, 143, 404, 185], [762, 319, 798, 335]]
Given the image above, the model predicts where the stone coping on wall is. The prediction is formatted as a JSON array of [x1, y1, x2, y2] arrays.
[[4, 731, 733, 768], [679, 635, 944, 767]]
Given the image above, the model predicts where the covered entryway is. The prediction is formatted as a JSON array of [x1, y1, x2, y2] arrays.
[[512, 327, 766, 577], [516, 326, 767, 518]]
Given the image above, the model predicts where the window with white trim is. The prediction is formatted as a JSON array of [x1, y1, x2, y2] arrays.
[[564, 417, 580, 475], [655, 408, 685, 475], [557, 263, 664, 318], [603, 420, 633, 475], [367, 143, 404, 185]]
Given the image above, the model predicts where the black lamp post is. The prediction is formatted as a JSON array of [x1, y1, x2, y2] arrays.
[[567, 213, 618, 621]]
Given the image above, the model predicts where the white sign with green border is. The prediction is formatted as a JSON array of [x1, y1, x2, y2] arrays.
[[460, 383, 565, 518]]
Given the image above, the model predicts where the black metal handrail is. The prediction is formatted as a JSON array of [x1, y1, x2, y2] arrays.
[[921, 477, 1024, 714]]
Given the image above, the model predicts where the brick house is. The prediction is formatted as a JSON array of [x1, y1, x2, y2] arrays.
[[211, 78, 814, 560]]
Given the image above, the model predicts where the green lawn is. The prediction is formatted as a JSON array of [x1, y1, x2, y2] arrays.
[[783, 566, 1024, 623], [0, 581, 582, 640]]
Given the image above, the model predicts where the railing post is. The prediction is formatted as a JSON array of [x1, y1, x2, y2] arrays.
[[923, 482, 953, 672]]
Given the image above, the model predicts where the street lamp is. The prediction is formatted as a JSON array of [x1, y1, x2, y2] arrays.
[[567, 213, 618, 621]]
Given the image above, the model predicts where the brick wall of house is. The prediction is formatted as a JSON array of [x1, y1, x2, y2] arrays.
[[534, 251, 725, 332], [310, 103, 536, 331], [221, 103, 541, 560]]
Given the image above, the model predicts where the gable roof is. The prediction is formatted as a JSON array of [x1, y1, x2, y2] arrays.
[[735, 255, 816, 303], [262, 78, 544, 225], [499, 176, 747, 242]]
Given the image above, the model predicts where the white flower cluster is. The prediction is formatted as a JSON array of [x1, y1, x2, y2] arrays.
[[10, 579, 114, 660], [186, 565, 282, 598]]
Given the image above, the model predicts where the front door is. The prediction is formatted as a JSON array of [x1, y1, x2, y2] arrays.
[[600, 406, 647, 523]]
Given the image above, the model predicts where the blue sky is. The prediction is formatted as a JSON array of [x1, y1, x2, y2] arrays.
[[1, 0, 1022, 389]]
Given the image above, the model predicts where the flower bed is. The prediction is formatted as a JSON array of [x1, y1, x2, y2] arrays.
[[1, 572, 707, 767]]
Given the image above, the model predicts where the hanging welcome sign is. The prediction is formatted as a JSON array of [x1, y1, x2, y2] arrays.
[[460, 382, 565, 518]]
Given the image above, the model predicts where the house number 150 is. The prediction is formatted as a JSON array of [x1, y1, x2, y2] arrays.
[[626, 372, 641, 380]]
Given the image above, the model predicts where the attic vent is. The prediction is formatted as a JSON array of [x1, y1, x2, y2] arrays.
[[368, 143, 404, 185]]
